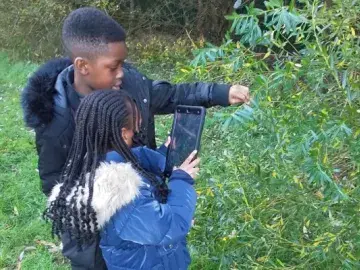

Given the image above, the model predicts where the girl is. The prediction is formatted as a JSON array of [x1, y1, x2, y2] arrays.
[[46, 90, 199, 269]]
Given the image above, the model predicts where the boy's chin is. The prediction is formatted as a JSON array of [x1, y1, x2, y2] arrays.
[[112, 85, 121, 90]]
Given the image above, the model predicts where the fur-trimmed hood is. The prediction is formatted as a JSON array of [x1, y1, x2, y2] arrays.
[[48, 161, 143, 228], [21, 58, 72, 129]]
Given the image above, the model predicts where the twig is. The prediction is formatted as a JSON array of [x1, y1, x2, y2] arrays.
[[16, 246, 36, 270], [185, 29, 197, 49]]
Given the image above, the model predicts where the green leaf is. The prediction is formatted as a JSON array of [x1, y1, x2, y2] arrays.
[[342, 70, 348, 89], [222, 118, 232, 131], [265, 0, 283, 9]]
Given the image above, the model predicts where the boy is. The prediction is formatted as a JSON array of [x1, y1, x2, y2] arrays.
[[21, 7, 249, 269]]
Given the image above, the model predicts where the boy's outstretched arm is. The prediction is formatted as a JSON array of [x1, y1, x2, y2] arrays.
[[149, 79, 250, 114]]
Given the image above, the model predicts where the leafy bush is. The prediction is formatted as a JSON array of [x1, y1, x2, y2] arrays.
[[0, 0, 71, 61], [0, 0, 234, 61], [178, 0, 359, 199], [127, 36, 192, 80], [173, 0, 360, 268]]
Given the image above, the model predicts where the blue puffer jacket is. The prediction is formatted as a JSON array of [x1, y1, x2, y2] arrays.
[[98, 147, 197, 270]]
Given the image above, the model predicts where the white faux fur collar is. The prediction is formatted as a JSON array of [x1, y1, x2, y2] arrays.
[[48, 162, 143, 228]]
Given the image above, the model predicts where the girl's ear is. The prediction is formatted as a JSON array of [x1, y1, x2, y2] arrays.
[[121, 127, 133, 147], [121, 127, 128, 142]]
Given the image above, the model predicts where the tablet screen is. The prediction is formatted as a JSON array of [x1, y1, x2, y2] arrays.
[[166, 106, 205, 173]]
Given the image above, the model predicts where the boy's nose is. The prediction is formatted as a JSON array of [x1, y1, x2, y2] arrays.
[[116, 68, 124, 79]]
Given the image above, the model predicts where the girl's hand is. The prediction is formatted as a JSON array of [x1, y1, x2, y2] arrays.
[[164, 136, 171, 147], [175, 150, 201, 179]]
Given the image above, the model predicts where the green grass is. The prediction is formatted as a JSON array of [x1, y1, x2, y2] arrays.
[[1, 51, 360, 270], [0, 53, 69, 269]]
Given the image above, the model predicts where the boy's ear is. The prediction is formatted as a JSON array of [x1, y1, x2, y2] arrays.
[[74, 57, 90, 76]]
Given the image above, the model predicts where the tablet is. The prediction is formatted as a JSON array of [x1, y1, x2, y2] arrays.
[[165, 105, 206, 176]]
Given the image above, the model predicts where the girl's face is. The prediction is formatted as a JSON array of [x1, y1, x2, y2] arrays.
[[121, 103, 141, 147]]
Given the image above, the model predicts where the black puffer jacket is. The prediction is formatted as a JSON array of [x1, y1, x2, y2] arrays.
[[21, 58, 230, 196]]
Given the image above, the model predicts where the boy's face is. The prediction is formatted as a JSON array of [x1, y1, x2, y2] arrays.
[[81, 41, 128, 90]]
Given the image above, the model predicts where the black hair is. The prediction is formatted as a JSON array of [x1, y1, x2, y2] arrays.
[[45, 90, 169, 246], [62, 7, 126, 58]]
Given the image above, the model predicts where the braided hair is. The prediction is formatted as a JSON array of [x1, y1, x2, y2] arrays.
[[45, 90, 169, 246]]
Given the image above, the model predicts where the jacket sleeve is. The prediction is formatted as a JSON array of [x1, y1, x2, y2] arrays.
[[116, 170, 197, 246], [36, 133, 68, 196], [156, 143, 168, 157], [149, 79, 231, 114]]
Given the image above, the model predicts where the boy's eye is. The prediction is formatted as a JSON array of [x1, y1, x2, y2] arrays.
[[108, 61, 123, 72]]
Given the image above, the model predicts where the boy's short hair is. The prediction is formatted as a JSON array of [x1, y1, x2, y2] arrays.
[[62, 7, 126, 58]]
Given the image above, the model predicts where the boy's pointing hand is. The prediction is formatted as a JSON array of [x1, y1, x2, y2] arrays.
[[229, 84, 250, 105]]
